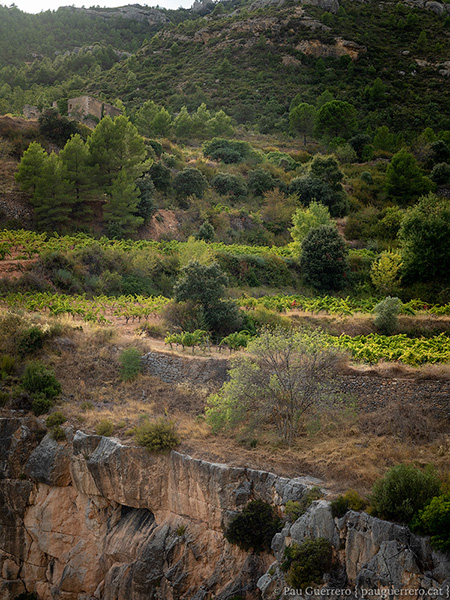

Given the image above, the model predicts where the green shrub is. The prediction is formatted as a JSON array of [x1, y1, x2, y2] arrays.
[[32, 395, 53, 416], [282, 538, 332, 590], [119, 348, 142, 381], [211, 173, 247, 198], [135, 418, 180, 452], [0, 354, 16, 375], [17, 326, 46, 357], [285, 487, 323, 522], [430, 163, 450, 185], [22, 361, 61, 398], [373, 296, 402, 335], [51, 424, 66, 441], [96, 419, 115, 437], [0, 390, 10, 407], [411, 493, 450, 552], [203, 138, 257, 164], [224, 499, 281, 552], [46, 411, 67, 428], [360, 170, 373, 184], [300, 225, 349, 292], [330, 489, 368, 518], [80, 401, 94, 411], [370, 464, 441, 523]]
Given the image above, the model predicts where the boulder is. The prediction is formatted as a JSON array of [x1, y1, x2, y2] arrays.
[[25, 434, 72, 486]]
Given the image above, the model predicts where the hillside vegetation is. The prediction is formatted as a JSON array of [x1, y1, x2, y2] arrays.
[[0, 0, 449, 514]]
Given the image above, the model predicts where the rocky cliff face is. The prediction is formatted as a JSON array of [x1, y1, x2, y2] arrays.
[[0, 417, 448, 600]]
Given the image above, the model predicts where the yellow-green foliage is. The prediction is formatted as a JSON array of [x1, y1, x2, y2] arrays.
[[96, 420, 115, 437], [370, 250, 403, 294], [134, 418, 180, 452], [330, 489, 368, 518]]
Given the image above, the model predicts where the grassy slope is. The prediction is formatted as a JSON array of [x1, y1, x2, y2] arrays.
[[1, 307, 449, 495]]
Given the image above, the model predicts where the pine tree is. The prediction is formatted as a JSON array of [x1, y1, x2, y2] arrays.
[[104, 170, 144, 238], [151, 108, 172, 137], [135, 100, 159, 137], [15, 142, 47, 194], [59, 134, 96, 224], [192, 103, 211, 138], [289, 103, 316, 145], [173, 106, 193, 139], [88, 115, 148, 190], [33, 153, 73, 233]]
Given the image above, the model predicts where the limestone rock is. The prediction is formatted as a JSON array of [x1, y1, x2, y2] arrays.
[[25, 434, 72, 486], [424, 1, 445, 14], [0, 416, 44, 479], [1, 418, 449, 599], [290, 500, 340, 548]]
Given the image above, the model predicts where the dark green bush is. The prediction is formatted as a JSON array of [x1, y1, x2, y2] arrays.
[[430, 163, 450, 185], [0, 354, 15, 376], [247, 168, 276, 197], [32, 395, 53, 416], [51, 424, 66, 441], [211, 173, 247, 197], [411, 493, 450, 552], [173, 168, 208, 203], [135, 418, 180, 452], [282, 538, 332, 590], [196, 221, 215, 241], [46, 411, 67, 428], [22, 361, 61, 398], [371, 464, 441, 523], [330, 489, 368, 518], [149, 162, 172, 192], [119, 348, 142, 381], [17, 326, 46, 357], [203, 138, 256, 164], [224, 499, 281, 553], [300, 225, 349, 292], [147, 139, 163, 157]]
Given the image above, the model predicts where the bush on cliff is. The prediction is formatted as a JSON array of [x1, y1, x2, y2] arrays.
[[370, 464, 441, 524], [135, 417, 180, 452], [224, 499, 281, 553], [281, 538, 332, 590], [411, 493, 450, 553], [22, 361, 61, 399], [330, 489, 368, 518]]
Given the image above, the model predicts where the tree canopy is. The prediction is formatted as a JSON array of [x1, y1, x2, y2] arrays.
[[206, 328, 344, 445]]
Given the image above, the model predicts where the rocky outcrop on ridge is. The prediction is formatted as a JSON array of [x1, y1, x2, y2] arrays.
[[0, 417, 448, 599]]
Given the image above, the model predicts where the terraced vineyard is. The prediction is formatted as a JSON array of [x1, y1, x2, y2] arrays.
[[1, 292, 170, 323], [0, 229, 290, 260], [237, 294, 450, 316], [333, 333, 450, 366]]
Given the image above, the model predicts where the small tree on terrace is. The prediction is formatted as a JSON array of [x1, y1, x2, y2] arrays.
[[206, 328, 344, 445], [290, 201, 333, 257], [300, 225, 349, 291], [173, 260, 242, 335]]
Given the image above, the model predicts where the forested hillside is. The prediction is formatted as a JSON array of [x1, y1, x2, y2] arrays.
[[1, 0, 450, 137]]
